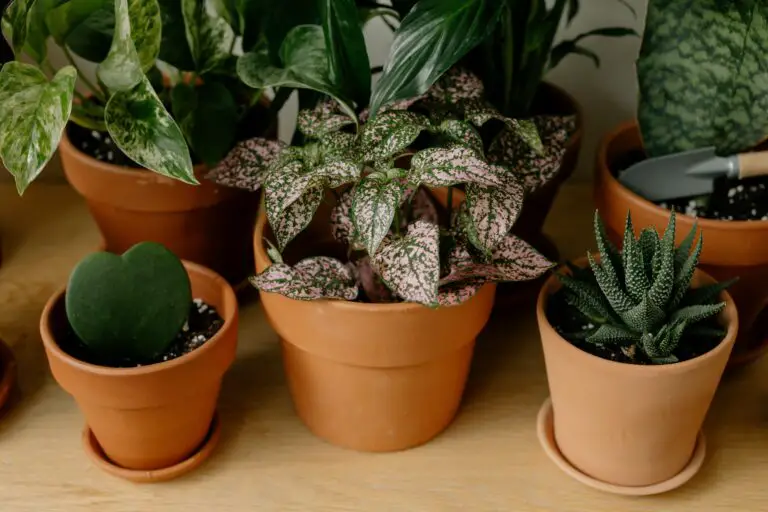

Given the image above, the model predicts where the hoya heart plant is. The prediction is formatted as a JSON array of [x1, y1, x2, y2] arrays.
[[65, 241, 192, 365]]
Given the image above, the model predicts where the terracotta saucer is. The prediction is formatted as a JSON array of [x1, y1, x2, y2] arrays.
[[0, 339, 17, 412], [82, 413, 221, 483], [536, 398, 706, 496]]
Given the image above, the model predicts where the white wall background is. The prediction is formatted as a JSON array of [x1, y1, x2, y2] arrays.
[[3, 0, 647, 183]]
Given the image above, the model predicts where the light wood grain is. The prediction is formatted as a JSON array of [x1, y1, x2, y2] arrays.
[[0, 183, 766, 511]]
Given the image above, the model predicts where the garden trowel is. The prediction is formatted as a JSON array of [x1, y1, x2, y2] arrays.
[[618, 147, 768, 201]]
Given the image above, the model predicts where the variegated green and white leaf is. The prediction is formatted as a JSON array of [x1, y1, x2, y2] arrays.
[[463, 175, 525, 254], [411, 146, 506, 188], [351, 172, 405, 255], [128, 0, 161, 71], [181, 0, 235, 74], [488, 115, 576, 192], [206, 137, 285, 191], [436, 119, 484, 156], [372, 220, 440, 306], [251, 256, 358, 301], [0, 63, 76, 194], [97, 0, 143, 92], [297, 100, 356, 138], [321, 131, 358, 159], [361, 110, 428, 161], [330, 187, 365, 250], [104, 76, 196, 184], [3, 0, 34, 56], [272, 185, 323, 250]]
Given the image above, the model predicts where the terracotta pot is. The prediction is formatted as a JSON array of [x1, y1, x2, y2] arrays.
[[59, 111, 276, 287], [254, 205, 495, 452], [40, 261, 238, 472], [595, 122, 768, 366], [537, 261, 738, 487]]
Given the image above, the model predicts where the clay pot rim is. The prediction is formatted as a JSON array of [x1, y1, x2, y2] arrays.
[[598, 120, 768, 231], [536, 255, 739, 374], [39, 260, 237, 377]]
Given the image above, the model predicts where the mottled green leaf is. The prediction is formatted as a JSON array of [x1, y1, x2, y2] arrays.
[[411, 146, 507, 188], [351, 172, 405, 255], [181, 0, 235, 74], [3, 0, 34, 56], [361, 110, 428, 161], [297, 100, 355, 138], [206, 137, 285, 191], [638, 0, 768, 156], [436, 119, 484, 156], [22, 0, 63, 63], [0, 63, 76, 194], [127, 0, 161, 70], [251, 256, 357, 301], [96, 0, 142, 91], [272, 185, 324, 250], [464, 175, 524, 254]]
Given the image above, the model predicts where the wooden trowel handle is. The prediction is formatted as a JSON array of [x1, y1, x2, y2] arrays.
[[738, 151, 768, 179]]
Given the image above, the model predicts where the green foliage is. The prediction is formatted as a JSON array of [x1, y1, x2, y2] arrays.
[[558, 212, 731, 364], [637, 0, 768, 156], [65, 242, 192, 363]]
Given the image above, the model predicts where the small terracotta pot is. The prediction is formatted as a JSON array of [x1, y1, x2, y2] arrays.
[[537, 261, 738, 488], [595, 122, 768, 366], [40, 261, 238, 474], [254, 205, 495, 452], [59, 113, 276, 287]]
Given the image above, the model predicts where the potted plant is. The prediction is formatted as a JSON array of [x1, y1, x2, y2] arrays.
[[594, 0, 768, 366], [209, 1, 554, 451], [39, 241, 237, 482], [537, 211, 737, 494], [0, 0, 278, 286]]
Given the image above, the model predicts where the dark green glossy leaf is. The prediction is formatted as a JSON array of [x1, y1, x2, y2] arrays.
[[157, 0, 194, 70], [370, 0, 504, 116], [321, 0, 371, 108], [549, 40, 600, 70], [181, 0, 235, 74], [0, 62, 76, 194], [638, 0, 768, 156], [262, 0, 320, 63]]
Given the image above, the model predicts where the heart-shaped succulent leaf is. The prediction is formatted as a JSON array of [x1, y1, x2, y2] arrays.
[[371, 220, 440, 305], [361, 110, 429, 161], [65, 242, 192, 362], [206, 137, 285, 191], [251, 256, 358, 301], [352, 171, 405, 255]]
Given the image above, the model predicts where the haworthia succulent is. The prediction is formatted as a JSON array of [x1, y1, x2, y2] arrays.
[[0, 62, 76, 194]]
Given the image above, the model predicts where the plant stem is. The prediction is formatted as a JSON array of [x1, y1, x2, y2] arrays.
[[63, 46, 106, 103], [446, 187, 454, 227]]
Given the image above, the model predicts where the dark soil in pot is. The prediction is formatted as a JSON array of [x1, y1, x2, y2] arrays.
[[545, 291, 723, 365], [613, 150, 768, 221], [58, 298, 223, 368]]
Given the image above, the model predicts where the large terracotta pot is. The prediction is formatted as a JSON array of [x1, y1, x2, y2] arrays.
[[254, 205, 495, 452], [40, 261, 238, 473], [595, 122, 768, 366], [537, 262, 737, 487], [59, 116, 276, 287]]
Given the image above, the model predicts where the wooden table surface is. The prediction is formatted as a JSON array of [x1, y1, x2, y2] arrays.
[[0, 182, 766, 511]]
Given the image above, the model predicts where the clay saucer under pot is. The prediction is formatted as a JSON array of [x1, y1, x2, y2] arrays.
[[595, 121, 768, 368]]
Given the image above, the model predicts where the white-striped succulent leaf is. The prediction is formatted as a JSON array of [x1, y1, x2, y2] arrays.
[[437, 279, 485, 307], [371, 220, 440, 306], [297, 100, 356, 138], [251, 256, 358, 301], [351, 172, 405, 255], [489, 115, 577, 192], [411, 146, 506, 188], [464, 100, 543, 154], [205, 138, 285, 191], [272, 185, 323, 250], [0, 62, 76, 194], [436, 119, 484, 156], [361, 110, 428, 161], [464, 174, 525, 254]]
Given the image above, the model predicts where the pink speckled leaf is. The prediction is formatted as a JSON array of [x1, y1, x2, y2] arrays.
[[464, 174, 525, 254], [361, 110, 429, 161], [440, 235, 553, 286], [489, 115, 576, 192], [352, 172, 405, 255], [272, 185, 323, 250], [371, 220, 440, 306], [349, 256, 397, 303], [464, 100, 543, 154], [437, 279, 484, 306], [406, 186, 439, 225], [322, 131, 358, 159], [330, 188, 360, 247], [250, 256, 358, 301], [425, 67, 485, 104], [297, 100, 355, 138], [206, 137, 285, 191], [411, 146, 506, 188], [437, 120, 484, 156]]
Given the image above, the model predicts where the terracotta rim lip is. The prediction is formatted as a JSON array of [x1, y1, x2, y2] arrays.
[[597, 120, 768, 231], [39, 260, 238, 377], [536, 397, 706, 495], [0, 339, 17, 410], [253, 203, 495, 313], [536, 256, 739, 375], [82, 412, 221, 482]]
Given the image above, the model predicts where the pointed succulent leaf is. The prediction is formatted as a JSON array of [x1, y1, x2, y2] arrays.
[[0, 63, 76, 194], [206, 138, 285, 191], [638, 227, 660, 280], [648, 213, 677, 309], [411, 146, 506, 188], [622, 214, 651, 301], [104, 76, 196, 184], [181, 0, 235, 74], [371, 220, 440, 306], [488, 115, 576, 192], [436, 119, 484, 156], [437, 279, 484, 307], [558, 274, 620, 324], [297, 100, 356, 138], [272, 185, 324, 250], [352, 172, 404, 255], [588, 253, 634, 314], [675, 221, 699, 267], [619, 295, 666, 333], [251, 256, 358, 301], [464, 177, 524, 254], [680, 278, 737, 307], [670, 303, 725, 325], [593, 213, 628, 299], [640, 331, 661, 358], [360, 110, 428, 161], [586, 325, 638, 346], [658, 319, 688, 358], [669, 231, 703, 309]]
